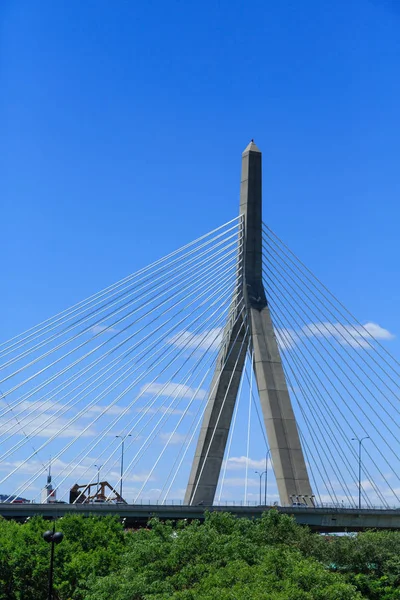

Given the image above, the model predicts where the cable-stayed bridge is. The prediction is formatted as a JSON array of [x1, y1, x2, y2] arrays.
[[1, 141, 400, 530]]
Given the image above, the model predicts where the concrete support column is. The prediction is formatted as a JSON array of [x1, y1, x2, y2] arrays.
[[250, 306, 313, 505], [184, 313, 248, 506], [184, 140, 313, 507]]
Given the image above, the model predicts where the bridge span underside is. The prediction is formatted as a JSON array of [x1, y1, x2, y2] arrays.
[[3, 504, 400, 533]]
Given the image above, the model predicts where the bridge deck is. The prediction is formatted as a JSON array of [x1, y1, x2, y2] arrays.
[[2, 503, 400, 532]]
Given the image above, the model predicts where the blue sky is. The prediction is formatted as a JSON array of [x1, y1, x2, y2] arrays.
[[1, 0, 400, 504]]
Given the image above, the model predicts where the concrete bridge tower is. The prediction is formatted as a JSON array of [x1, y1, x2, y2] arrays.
[[184, 141, 313, 507]]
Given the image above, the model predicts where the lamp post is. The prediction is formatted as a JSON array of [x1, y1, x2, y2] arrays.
[[94, 464, 102, 499], [264, 449, 272, 505], [352, 436, 370, 510], [116, 434, 131, 500], [43, 525, 64, 600], [255, 470, 267, 505]]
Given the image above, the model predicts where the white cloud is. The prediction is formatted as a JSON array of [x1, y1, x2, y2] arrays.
[[223, 456, 271, 471], [302, 321, 395, 348], [0, 402, 98, 439], [168, 321, 394, 355], [168, 328, 223, 352], [271, 320, 395, 351], [221, 477, 259, 487], [135, 406, 192, 416], [360, 479, 374, 491], [109, 471, 155, 483], [122, 486, 162, 502], [0, 414, 96, 439], [275, 327, 301, 351], [140, 382, 207, 400], [0, 399, 64, 413], [360, 322, 395, 343], [159, 432, 187, 445], [0, 456, 98, 478], [85, 405, 129, 416], [0, 459, 155, 492], [91, 324, 119, 335]]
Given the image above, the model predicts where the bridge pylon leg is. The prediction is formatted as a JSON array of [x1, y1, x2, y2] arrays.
[[184, 141, 313, 507], [184, 312, 248, 506]]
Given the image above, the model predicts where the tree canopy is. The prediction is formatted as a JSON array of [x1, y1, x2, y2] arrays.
[[1, 511, 400, 599]]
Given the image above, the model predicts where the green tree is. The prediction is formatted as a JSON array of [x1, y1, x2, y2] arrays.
[[85, 512, 360, 600], [0, 514, 125, 600]]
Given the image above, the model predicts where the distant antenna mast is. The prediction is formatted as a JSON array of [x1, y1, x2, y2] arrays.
[[41, 456, 56, 503], [47, 456, 52, 485]]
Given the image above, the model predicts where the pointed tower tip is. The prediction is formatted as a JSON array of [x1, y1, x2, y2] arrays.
[[242, 139, 261, 154]]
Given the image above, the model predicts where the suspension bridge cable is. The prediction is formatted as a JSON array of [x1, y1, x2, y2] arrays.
[[68, 312, 235, 505], [280, 359, 337, 505], [0, 270, 239, 471], [263, 224, 400, 374], [263, 232, 400, 397], [1, 228, 240, 373], [263, 234, 400, 413], [269, 307, 383, 506], [298, 428, 323, 506], [270, 317, 358, 506], [217, 359, 245, 503], [266, 297, 393, 507], [0, 217, 242, 355], [1, 278, 240, 489], [244, 351, 254, 504], [275, 310, 388, 507], [0, 236, 241, 395], [68, 302, 247, 504], [0, 252, 240, 434], [189, 320, 250, 505], [11, 291, 244, 502], [113, 318, 242, 503], [262, 264, 400, 454], [277, 341, 340, 504], [161, 313, 248, 505], [263, 270, 400, 502], [131, 345, 224, 503]]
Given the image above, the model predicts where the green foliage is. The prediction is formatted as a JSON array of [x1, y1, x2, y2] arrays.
[[85, 511, 360, 600], [0, 514, 125, 600], [1, 511, 400, 599], [312, 530, 400, 599]]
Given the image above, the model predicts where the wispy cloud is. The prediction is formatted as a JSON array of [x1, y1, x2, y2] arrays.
[[273, 320, 394, 351], [275, 327, 301, 350], [159, 432, 188, 445], [222, 456, 270, 471], [168, 328, 224, 352], [140, 382, 207, 400], [221, 477, 259, 487], [91, 324, 119, 335], [0, 456, 99, 478], [85, 405, 130, 416], [0, 413, 96, 439], [135, 406, 191, 416], [0, 459, 154, 494], [302, 321, 395, 348], [0, 399, 64, 413]]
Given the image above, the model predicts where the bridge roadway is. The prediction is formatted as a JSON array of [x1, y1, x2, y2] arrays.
[[2, 503, 400, 532]]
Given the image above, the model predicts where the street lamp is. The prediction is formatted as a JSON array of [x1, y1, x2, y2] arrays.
[[255, 470, 267, 505], [43, 525, 64, 600], [264, 449, 272, 505], [116, 434, 131, 500], [352, 436, 370, 510], [94, 464, 102, 499]]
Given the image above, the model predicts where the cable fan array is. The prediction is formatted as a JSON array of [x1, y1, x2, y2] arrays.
[[0, 216, 399, 508], [263, 224, 400, 508], [0, 218, 247, 504]]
